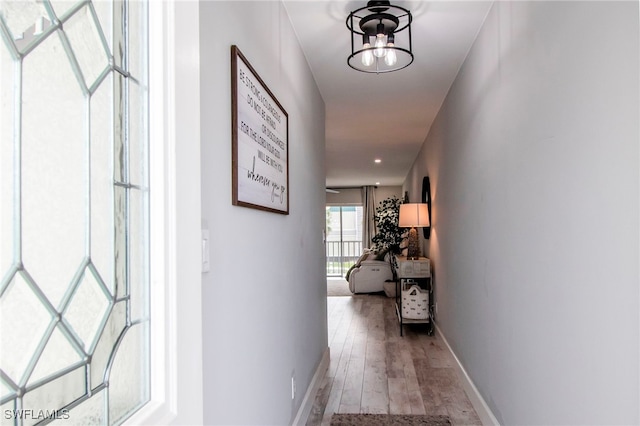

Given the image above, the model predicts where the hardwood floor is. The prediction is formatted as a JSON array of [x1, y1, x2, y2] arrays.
[[306, 294, 481, 426]]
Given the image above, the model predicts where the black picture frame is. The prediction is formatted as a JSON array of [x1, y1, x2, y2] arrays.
[[231, 45, 289, 214], [422, 176, 431, 239]]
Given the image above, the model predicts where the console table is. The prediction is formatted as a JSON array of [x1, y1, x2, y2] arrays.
[[394, 256, 433, 336]]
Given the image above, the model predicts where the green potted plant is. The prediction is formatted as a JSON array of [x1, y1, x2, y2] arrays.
[[371, 196, 405, 257]]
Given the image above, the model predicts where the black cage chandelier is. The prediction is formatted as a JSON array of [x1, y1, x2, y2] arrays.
[[346, 0, 413, 73]]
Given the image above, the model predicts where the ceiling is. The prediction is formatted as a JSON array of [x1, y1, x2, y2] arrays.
[[283, 1, 492, 188]]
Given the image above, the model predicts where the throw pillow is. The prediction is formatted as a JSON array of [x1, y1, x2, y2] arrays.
[[345, 249, 372, 281], [374, 247, 390, 261]]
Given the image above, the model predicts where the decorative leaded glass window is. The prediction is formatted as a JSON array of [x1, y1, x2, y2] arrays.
[[0, 1, 149, 424]]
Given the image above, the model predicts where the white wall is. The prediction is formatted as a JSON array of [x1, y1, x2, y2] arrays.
[[326, 188, 362, 205], [376, 186, 403, 204], [325, 185, 402, 205], [199, 2, 327, 424], [404, 2, 639, 424]]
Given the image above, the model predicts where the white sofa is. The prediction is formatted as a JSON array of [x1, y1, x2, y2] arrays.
[[347, 252, 394, 294]]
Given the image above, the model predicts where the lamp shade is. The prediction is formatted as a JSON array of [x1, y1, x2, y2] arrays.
[[399, 203, 430, 227]]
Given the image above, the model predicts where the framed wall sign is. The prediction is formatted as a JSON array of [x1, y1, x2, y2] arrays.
[[231, 45, 289, 214]]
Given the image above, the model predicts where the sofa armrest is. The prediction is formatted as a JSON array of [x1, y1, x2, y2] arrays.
[[348, 259, 393, 293]]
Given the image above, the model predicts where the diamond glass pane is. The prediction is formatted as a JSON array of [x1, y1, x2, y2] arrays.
[[28, 324, 83, 385], [1, 376, 14, 399], [112, 0, 124, 70], [90, 301, 126, 389], [64, 271, 110, 351], [129, 189, 147, 322], [91, 73, 115, 295], [127, 1, 145, 78], [51, 388, 104, 426], [113, 73, 125, 182], [64, 4, 109, 90], [91, 73, 114, 294], [21, 31, 85, 309], [92, 1, 112, 60], [49, 0, 85, 19], [0, 273, 52, 385], [0, 39, 14, 279], [114, 185, 126, 299], [21, 366, 85, 425], [49, 0, 81, 20], [0, 0, 47, 42], [1, 1, 148, 423], [0, 401, 16, 423], [108, 322, 148, 424], [128, 80, 146, 186]]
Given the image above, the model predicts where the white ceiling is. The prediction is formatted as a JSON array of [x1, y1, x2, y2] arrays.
[[283, 1, 492, 187]]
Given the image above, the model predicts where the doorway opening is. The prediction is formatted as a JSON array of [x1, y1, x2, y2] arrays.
[[325, 205, 363, 277]]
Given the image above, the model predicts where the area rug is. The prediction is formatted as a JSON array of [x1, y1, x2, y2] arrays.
[[330, 413, 451, 426], [327, 278, 352, 297]]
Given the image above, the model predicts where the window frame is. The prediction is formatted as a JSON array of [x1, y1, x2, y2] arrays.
[[124, 1, 203, 424]]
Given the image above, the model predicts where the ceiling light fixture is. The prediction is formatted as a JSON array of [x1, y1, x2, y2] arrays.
[[346, 0, 413, 74], [374, 158, 382, 163]]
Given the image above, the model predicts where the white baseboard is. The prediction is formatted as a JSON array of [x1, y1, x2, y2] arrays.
[[292, 347, 330, 426], [435, 325, 500, 426]]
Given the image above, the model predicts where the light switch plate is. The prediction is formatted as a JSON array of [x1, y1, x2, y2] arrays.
[[201, 230, 210, 273]]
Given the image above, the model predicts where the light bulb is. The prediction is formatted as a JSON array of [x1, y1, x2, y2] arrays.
[[361, 43, 374, 67], [374, 34, 386, 58], [384, 43, 397, 66]]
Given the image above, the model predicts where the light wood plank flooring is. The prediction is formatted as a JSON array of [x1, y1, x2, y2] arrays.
[[306, 294, 481, 426]]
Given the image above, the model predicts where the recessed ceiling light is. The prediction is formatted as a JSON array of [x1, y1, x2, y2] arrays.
[[374, 159, 381, 163], [376, 182, 380, 185]]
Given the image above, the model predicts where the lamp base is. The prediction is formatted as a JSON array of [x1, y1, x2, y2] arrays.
[[406, 227, 420, 259]]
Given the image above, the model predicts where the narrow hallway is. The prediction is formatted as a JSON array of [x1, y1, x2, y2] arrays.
[[307, 295, 481, 425]]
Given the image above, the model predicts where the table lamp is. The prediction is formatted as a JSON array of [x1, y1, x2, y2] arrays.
[[398, 203, 430, 260]]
